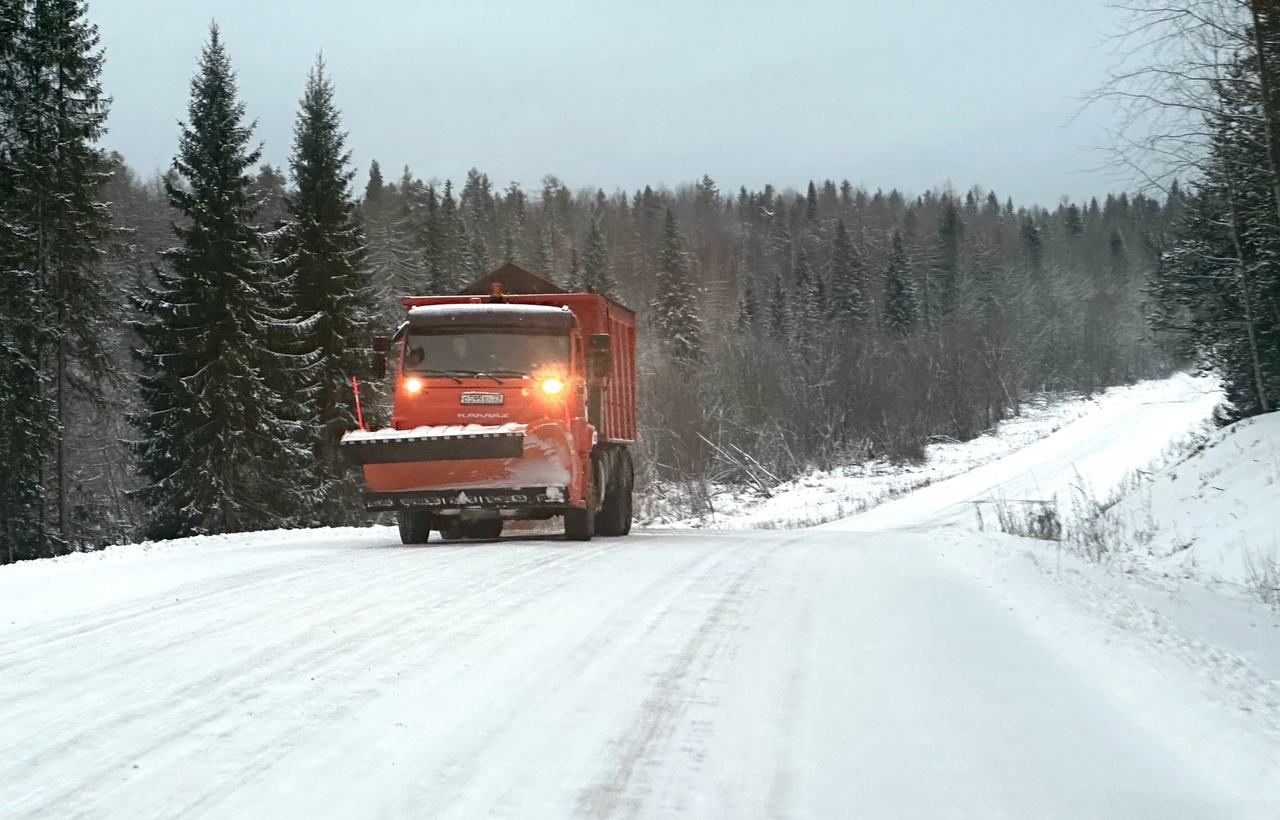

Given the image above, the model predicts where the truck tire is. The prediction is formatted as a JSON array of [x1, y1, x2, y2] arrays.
[[397, 510, 433, 545], [463, 518, 503, 540], [596, 449, 633, 537], [437, 517, 464, 541], [564, 505, 594, 541], [566, 454, 603, 541]]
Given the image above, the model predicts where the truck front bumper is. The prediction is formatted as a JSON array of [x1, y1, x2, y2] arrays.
[[363, 486, 571, 512]]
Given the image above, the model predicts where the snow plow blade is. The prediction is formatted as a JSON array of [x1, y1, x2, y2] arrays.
[[339, 430, 524, 466]]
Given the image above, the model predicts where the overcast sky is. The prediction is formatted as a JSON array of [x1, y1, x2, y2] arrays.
[[94, 0, 1128, 208]]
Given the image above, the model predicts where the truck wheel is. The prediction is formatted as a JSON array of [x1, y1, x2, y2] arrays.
[[437, 517, 464, 541], [397, 510, 433, 545], [463, 518, 503, 540], [617, 478, 633, 536], [564, 505, 594, 541], [566, 454, 604, 541], [596, 450, 634, 537]]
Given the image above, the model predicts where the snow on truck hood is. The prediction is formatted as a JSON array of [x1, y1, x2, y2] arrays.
[[406, 303, 574, 330]]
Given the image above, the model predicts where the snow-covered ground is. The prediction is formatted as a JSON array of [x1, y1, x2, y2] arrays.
[[1107, 411, 1280, 590], [3, 372, 1279, 818], [660, 372, 1223, 530]]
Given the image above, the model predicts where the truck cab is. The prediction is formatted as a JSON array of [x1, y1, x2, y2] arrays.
[[395, 303, 579, 431]]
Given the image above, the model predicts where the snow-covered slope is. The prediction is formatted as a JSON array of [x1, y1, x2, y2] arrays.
[[1108, 412, 1280, 588], [659, 373, 1223, 530], [819, 372, 1222, 532]]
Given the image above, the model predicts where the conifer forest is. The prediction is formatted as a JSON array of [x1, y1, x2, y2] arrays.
[[3, 1, 1278, 563]]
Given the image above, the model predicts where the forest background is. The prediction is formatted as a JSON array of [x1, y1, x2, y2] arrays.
[[4, 0, 1276, 562]]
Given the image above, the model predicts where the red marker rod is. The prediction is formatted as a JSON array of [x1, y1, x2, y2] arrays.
[[352, 375, 366, 430]]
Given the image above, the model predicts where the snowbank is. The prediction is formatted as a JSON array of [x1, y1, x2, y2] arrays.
[[1109, 412, 1280, 588], [0, 527, 393, 629], [662, 373, 1223, 531]]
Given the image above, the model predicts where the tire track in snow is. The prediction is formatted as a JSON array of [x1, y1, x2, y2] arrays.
[[175, 543, 614, 820], [0, 541, 606, 819], [576, 534, 784, 818], [0, 540, 561, 705], [399, 537, 772, 818]]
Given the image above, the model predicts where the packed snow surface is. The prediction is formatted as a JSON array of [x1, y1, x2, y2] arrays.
[[3, 373, 1278, 818], [1106, 411, 1280, 585]]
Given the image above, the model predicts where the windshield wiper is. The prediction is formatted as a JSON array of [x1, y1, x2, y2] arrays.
[[417, 369, 528, 385], [424, 369, 507, 384], [416, 369, 464, 384]]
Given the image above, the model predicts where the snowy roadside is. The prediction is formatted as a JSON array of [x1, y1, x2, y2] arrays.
[[648, 372, 1224, 531], [988, 410, 1280, 757], [664, 370, 1280, 778], [939, 527, 1280, 803], [784, 370, 1280, 784], [0, 526, 394, 629]]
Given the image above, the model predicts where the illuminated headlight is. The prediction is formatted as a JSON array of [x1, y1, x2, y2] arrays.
[[541, 378, 564, 395], [402, 377, 424, 394]]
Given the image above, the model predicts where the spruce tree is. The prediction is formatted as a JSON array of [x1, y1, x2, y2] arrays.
[[465, 219, 490, 281], [498, 182, 526, 263], [768, 270, 788, 341], [364, 159, 385, 205], [1157, 55, 1280, 416], [652, 209, 701, 363], [581, 216, 614, 295], [881, 231, 918, 336], [251, 163, 288, 229], [279, 56, 375, 526], [439, 180, 468, 289], [829, 219, 868, 327], [790, 247, 822, 348], [133, 24, 304, 538], [361, 160, 417, 319], [460, 167, 496, 267], [1065, 203, 1084, 235], [1018, 215, 1058, 384], [0, 0, 112, 559], [419, 184, 450, 292], [933, 199, 963, 322], [0, 0, 49, 562]]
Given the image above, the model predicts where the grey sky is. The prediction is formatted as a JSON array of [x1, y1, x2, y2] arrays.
[[95, 0, 1126, 207]]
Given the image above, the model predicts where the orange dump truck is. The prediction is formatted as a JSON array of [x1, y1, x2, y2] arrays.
[[340, 263, 636, 544]]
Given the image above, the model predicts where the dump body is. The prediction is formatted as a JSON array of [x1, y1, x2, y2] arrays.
[[340, 264, 637, 542]]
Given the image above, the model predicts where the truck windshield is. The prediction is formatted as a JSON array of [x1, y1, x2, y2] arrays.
[[403, 331, 569, 377]]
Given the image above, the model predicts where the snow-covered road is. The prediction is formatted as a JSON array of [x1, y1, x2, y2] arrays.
[[2, 376, 1277, 818], [819, 372, 1223, 533], [1, 529, 1265, 819]]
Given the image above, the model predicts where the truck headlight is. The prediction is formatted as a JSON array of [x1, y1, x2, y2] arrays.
[[541, 378, 564, 395]]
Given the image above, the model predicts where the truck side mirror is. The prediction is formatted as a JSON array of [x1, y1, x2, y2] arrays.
[[372, 336, 390, 380], [588, 334, 612, 379]]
